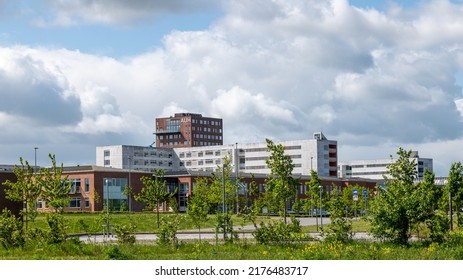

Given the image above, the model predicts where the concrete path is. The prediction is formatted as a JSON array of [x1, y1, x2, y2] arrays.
[[78, 217, 353, 243]]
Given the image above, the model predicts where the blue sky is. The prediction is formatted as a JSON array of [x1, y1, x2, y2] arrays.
[[2, 0, 463, 176]]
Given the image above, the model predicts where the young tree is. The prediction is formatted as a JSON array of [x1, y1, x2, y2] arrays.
[[122, 184, 134, 212], [304, 170, 323, 216], [187, 194, 209, 241], [3, 157, 41, 231], [369, 148, 432, 245], [447, 162, 463, 227], [265, 139, 298, 223], [322, 188, 353, 243], [38, 154, 72, 213], [135, 169, 174, 228]]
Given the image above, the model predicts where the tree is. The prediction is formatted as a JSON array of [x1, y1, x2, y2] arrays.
[[448, 162, 463, 227], [369, 148, 432, 245], [3, 157, 41, 231], [38, 154, 72, 213], [322, 188, 353, 243], [265, 139, 297, 223], [187, 194, 209, 241], [304, 170, 322, 216], [135, 169, 174, 228], [122, 184, 134, 212]]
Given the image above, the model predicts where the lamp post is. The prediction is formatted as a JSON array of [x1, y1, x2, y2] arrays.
[[128, 156, 132, 213], [319, 185, 323, 230], [34, 147, 38, 173], [105, 178, 110, 238], [222, 163, 227, 240], [235, 142, 239, 214]]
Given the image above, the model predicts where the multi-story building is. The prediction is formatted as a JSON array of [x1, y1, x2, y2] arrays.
[[35, 165, 154, 212], [338, 151, 433, 180], [34, 166, 377, 213], [96, 132, 338, 177], [96, 145, 177, 172], [154, 113, 223, 148]]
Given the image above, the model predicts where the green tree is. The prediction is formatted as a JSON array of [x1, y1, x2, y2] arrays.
[[448, 162, 463, 227], [187, 194, 209, 241], [265, 138, 297, 223], [369, 148, 432, 245], [122, 184, 134, 212], [38, 154, 72, 213], [3, 157, 41, 231], [135, 169, 174, 228], [322, 188, 353, 243], [304, 170, 322, 216]]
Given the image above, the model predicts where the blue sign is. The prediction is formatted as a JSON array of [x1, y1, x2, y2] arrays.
[[353, 189, 358, 195], [363, 189, 368, 198]]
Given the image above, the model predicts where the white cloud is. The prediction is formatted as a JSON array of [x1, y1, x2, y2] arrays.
[[3, 0, 463, 176], [36, 0, 222, 27]]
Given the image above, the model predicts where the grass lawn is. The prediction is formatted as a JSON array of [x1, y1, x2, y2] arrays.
[[2, 239, 463, 260]]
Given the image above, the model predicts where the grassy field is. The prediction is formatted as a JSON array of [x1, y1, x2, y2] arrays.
[[2, 239, 463, 260], [3, 213, 462, 260]]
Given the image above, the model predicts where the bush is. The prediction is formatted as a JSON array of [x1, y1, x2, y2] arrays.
[[157, 216, 182, 246], [426, 210, 450, 243], [105, 245, 132, 260], [113, 224, 136, 245], [45, 213, 67, 244], [253, 216, 306, 244], [0, 209, 25, 249]]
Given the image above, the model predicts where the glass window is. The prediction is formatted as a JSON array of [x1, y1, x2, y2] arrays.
[[69, 197, 81, 208], [85, 178, 90, 192], [85, 198, 90, 208], [103, 178, 128, 211]]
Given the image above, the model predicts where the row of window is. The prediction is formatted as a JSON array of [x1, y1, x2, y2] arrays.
[[37, 197, 91, 209], [193, 134, 222, 140], [193, 119, 222, 126], [245, 155, 303, 162], [179, 150, 226, 158]]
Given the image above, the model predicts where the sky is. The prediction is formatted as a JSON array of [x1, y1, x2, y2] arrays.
[[1, 0, 463, 176]]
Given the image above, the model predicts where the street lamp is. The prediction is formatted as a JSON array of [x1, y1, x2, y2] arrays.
[[128, 156, 132, 213], [34, 147, 38, 173], [222, 163, 227, 240], [105, 178, 110, 239], [319, 185, 323, 230]]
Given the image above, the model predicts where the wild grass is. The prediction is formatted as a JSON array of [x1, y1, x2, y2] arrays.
[[2, 238, 463, 260]]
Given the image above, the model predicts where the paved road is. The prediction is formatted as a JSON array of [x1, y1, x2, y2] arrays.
[[78, 217, 366, 243]]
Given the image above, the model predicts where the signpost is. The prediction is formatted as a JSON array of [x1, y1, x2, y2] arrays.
[[353, 189, 358, 218], [363, 189, 368, 215]]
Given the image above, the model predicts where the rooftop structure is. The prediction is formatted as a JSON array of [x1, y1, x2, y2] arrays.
[[96, 132, 338, 177], [154, 113, 223, 148], [338, 151, 433, 180]]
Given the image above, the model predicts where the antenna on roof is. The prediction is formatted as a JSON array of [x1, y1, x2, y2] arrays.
[[149, 141, 155, 148]]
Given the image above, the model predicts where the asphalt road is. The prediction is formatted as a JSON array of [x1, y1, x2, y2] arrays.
[[77, 217, 370, 243]]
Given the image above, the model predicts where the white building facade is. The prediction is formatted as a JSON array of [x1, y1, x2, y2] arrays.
[[96, 145, 177, 172], [96, 132, 338, 177], [338, 151, 433, 180]]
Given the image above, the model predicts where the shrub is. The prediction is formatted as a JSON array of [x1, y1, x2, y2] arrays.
[[45, 213, 67, 244], [105, 245, 132, 260], [113, 224, 136, 245], [157, 216, 182, 246], [0, 209, 25, 249], [426, 210, 450, 243], [253, 216, 305, 244]]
